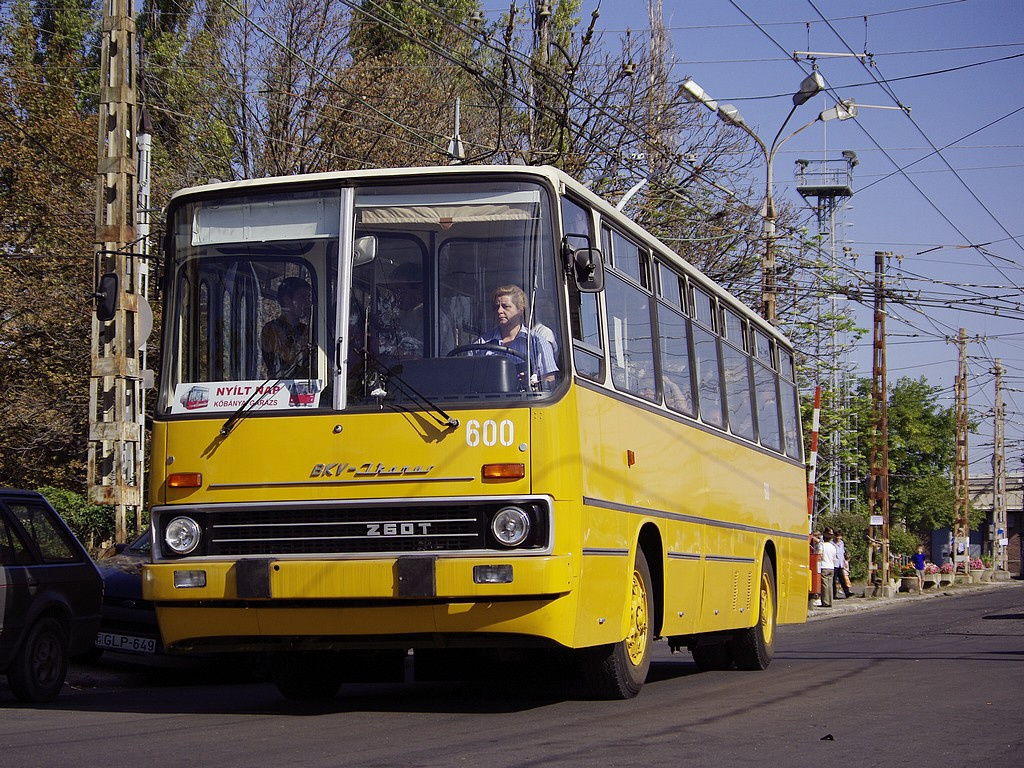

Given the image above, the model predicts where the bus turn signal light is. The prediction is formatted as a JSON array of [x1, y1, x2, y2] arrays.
[[482, 463, 525, 480], [168, 472, 203, 488]]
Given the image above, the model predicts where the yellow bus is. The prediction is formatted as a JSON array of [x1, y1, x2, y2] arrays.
[[143, 165, 808, 700]]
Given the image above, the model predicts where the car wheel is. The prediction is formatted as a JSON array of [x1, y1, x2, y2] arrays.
[[8, 617, 70, 703]]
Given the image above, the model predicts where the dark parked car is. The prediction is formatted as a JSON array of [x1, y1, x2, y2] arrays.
[[92, 530, 268, 680], [93, 529, 161, 656], [0, 489, 103, 702]]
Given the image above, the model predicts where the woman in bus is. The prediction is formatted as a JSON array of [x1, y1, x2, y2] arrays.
[[477, 284, 558, 388]]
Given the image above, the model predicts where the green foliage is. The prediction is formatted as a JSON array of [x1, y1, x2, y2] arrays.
[[0, 0, 97, 489], [36, 485, 114, 551], [807, 374, 966, 568], [349, 0, 481, 61], [814, 508, 870, 582], [887, 525, 919, 558]]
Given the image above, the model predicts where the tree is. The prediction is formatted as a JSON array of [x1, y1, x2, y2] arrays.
[[848, 375, 977, 551], [37, 485, 115, 552], [0, 0, 98, 490]]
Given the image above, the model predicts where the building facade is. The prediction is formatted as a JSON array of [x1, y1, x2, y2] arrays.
[[965, 474, 1022, 578]]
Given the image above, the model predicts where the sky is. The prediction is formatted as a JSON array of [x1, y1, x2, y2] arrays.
[[588, 0, 1024, 475]]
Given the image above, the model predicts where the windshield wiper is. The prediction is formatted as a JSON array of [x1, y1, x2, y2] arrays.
[[363, 350, 459, 431], [219, 358, 306, 437]]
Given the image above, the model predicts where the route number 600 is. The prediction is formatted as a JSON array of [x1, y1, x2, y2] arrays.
[[465, 419, 514, 447]]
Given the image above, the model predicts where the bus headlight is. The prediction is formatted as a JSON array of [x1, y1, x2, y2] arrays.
[[165, 516, 202, 555], [491, 506, 530, 547]]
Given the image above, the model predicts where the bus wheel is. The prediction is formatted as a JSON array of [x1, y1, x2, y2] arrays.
[[729, 556, 777, 670], [271, 651, 343, 701], [581, 548, 652, 699]]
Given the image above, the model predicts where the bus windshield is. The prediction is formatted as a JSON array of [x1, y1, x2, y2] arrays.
[[160, 179, 563, 415]]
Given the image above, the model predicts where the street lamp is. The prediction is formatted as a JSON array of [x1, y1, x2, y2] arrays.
[[680, 74, 856, 324]]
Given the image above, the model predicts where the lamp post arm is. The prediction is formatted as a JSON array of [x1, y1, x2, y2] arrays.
[[765, 112, 820, 219]]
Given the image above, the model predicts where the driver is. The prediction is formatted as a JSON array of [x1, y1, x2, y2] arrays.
[[475, 284, 558, 384]]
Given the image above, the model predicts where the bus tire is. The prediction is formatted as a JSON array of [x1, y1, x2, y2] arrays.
[[271, 651, 343, 701], [729, 556, 777, 671], [581, 548, 652, 699], [8, 616, 69, 703]]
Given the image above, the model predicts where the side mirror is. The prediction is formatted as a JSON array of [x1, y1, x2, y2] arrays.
[[563, 240, 604, 293], [96, 272, 119, 321], [353, 235, 377, 266]]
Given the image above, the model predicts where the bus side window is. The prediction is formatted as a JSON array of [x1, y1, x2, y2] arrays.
[[779, 348, 803, 459], [691, 285, 724, 429], [657, 303, 695, 416], [606, 273, 656, 400], [753, 360, 782, 452], [562, 196, 603, 380], [603, 227, 656, 400], [721, 309, 754, 440], [692, 326, 724, 428]]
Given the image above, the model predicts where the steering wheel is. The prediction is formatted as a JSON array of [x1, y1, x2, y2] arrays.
[[446, 343, 528, 362]]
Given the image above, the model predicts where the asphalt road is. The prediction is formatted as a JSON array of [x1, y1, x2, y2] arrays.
[[2, 581, 1021, 767]]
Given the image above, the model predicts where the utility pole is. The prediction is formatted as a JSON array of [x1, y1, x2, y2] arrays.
[[952, 328, 971, 575], [992, 359, 1007, 575], [89, 0, 141, 543], [867, 251, 891, 595], [530, 0, 552, 162]]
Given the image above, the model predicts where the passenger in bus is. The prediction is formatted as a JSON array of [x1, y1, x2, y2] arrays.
[[664, 374, 693, 413], [476, 284, 558, 387], [530, 294, 560, 353], [261, 277, 314, 378], [378, 262, 455, 358]]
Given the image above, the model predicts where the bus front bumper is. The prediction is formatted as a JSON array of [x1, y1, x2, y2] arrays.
[[144, 555, 578, 649]]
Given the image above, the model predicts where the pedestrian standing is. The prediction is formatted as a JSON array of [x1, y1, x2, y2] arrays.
[[912, 544, 927, 594], [810, 531, 823, 607], [833, 530, 854, 598], [820, 529, 837, 607]]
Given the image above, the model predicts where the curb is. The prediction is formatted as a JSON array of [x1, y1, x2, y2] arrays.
[[805, 579, 1017, 621]]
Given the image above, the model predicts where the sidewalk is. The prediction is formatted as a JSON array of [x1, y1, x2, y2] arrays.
[[805, 577, 1017, 621]]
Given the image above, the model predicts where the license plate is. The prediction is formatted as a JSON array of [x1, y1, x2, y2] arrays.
[[96, 632, 157, 654]]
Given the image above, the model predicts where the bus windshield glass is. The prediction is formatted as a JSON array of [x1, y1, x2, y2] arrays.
[[160, 179, 563, 415]]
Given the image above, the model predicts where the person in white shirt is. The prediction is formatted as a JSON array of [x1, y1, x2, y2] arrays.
[[819, 528, 837, 607], [833, 530, 854, 598]]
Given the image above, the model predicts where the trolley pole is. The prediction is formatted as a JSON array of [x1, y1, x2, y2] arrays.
[[88, 0, 141, 543]]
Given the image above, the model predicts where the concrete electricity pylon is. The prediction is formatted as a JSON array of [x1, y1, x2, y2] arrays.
[[952, 328, 971, 573], [992, 359, 1007, 574], [867, 251, 891, 594], [89, 0, 142, 543]]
